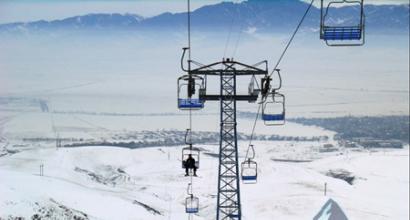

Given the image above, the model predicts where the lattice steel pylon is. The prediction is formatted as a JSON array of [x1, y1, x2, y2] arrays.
[[217, 72, 240, 219], [186, 58, 268, 220]]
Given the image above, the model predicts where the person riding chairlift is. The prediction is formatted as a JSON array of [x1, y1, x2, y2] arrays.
[[184, 154, 197, 176]]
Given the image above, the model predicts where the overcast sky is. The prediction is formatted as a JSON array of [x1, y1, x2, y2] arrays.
[[0, 0, 408, 24]]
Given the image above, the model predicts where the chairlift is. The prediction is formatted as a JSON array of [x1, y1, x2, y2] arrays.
[[185, 183, 199, 214], [177, 74, 206, 110], [241, 159, 258, 184], [181, 146, 200, 169], [320, 0, 365, 46], [248, 75, 261, 103], [185, 195, 199, 213], [262, 92, 285, 126]]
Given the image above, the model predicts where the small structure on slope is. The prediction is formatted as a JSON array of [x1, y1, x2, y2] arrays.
[[313, 199, 348, 220]]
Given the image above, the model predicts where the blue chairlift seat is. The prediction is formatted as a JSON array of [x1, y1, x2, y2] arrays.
[[178, 98, 204, 109], [185, 196, 199, 214], [323, 26, 362, 40], [242, 175, 257, 181], [262, 113, 285, 121], [186, 207, 199, 213], [241, 160, 257, 184]]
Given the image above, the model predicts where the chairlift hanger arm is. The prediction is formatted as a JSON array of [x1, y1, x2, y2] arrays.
[[271, 0, 315, 74], [272, 69, 283, 91], [244, 144, 255, 161], [187, 183, 193, 195], [181, 47, 190, 72], [185, 129, 192, 145]]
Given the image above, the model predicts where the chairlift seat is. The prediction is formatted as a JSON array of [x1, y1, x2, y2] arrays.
[[178, 98, 204, 109], [186, 207, 199, 213], [323, 26, 362, 40], [262, 113, 285, 121], [242, 175, 257, 181]]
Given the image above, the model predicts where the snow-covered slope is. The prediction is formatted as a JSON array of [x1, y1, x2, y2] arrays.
[[1, 141, 408, 219]]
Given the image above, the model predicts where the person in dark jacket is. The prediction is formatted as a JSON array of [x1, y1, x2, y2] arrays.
[[184, 154, 197, 176]]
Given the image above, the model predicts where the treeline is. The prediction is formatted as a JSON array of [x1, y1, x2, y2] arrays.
[[63, 130, 327, 149], [291, 116, 410, 143]]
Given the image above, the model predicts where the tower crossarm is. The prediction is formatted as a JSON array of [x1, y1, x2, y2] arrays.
[[190, 60, 268, 76]]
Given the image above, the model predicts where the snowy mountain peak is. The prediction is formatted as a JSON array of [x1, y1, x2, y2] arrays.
[[0, 1, 408, 33]]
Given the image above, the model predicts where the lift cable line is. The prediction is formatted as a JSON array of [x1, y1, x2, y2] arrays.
[[241, 0, 316, 154], [187, 0, 192, 62], [223, 9, 245, 59], [223, 17, 236, 59], [187, 0, 193, 143], [231, 21, 245, 59], [242, 0, 315, 151], [245, 104, 261, 159], [183, 1, 200, 219], [270, 0, 315, 76]]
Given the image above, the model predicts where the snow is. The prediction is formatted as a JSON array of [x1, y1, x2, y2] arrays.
[[0, 140, 408, 219], [0, 84, 408, 219]]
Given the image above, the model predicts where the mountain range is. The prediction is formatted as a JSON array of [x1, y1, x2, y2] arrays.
[[0, 0, 408, 34]]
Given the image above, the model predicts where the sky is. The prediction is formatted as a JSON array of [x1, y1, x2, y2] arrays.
[[0, 0, 408, 24]]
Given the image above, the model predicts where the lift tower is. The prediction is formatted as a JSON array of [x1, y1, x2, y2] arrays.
[[189, 59, 268, 220]]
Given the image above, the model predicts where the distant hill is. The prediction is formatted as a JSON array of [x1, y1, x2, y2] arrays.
[[0, 0, 408, 34]]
